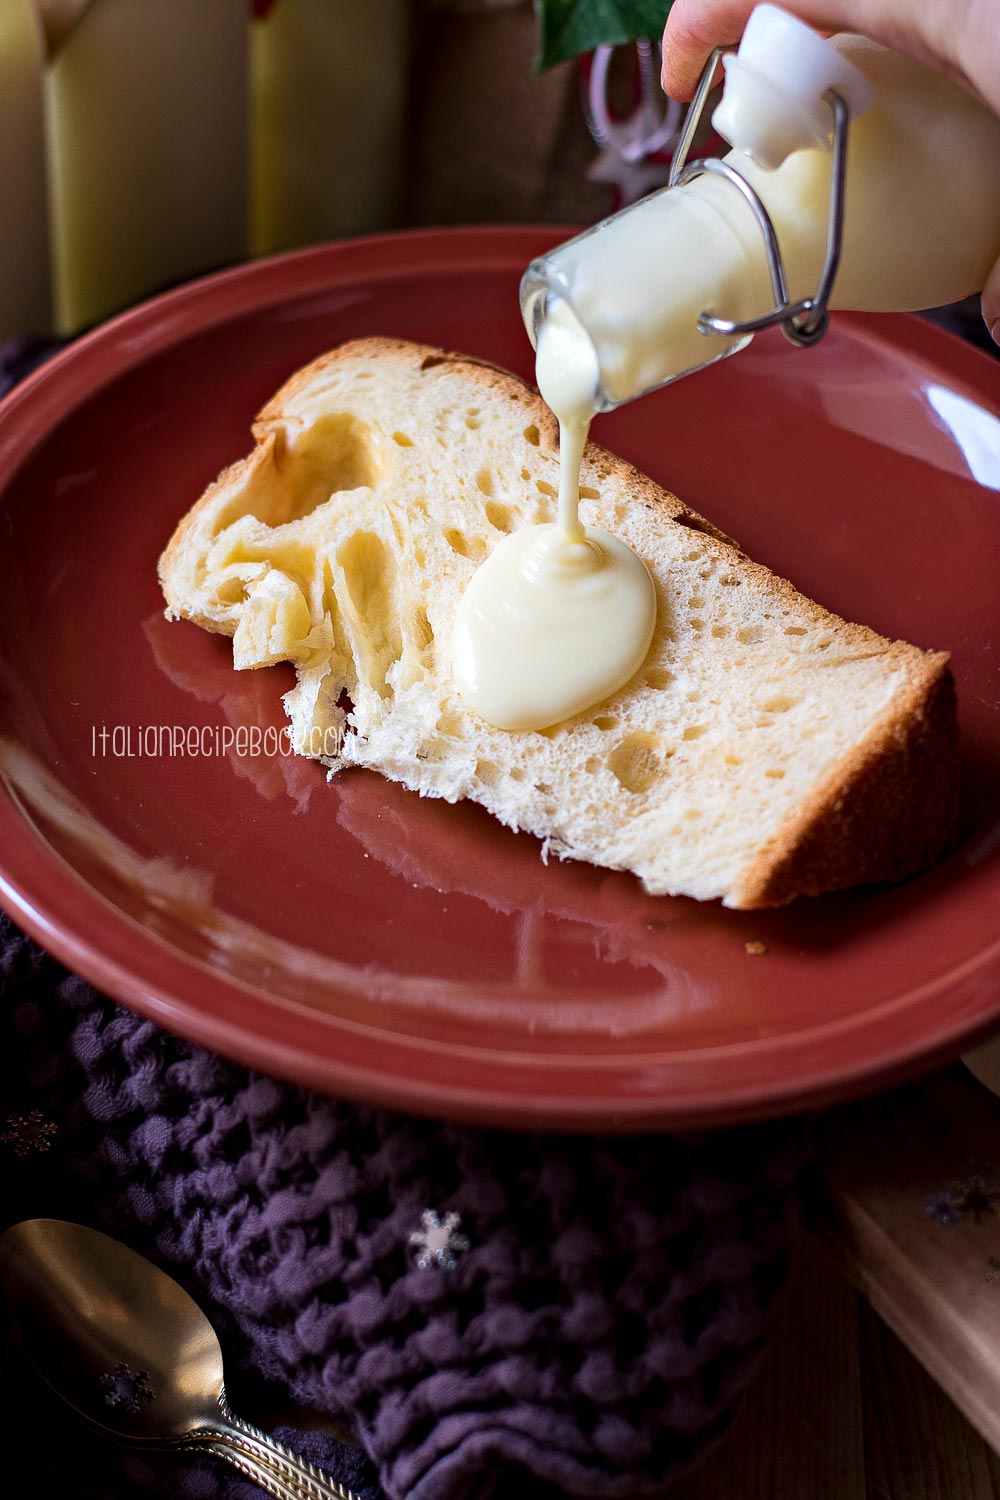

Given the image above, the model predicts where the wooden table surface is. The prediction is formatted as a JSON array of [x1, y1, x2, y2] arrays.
[[667, 1058, 1000, 1499], [667, 1233, 1000, 1500], [485, 1061, 1000, 1499]]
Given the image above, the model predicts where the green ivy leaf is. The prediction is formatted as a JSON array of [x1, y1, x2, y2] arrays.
[[534, 0, 675, 71]]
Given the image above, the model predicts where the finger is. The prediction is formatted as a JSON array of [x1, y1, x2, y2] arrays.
[[661, 0, 889, 99], [982, 255, 1000, 346], [660, 0, 751, 98]]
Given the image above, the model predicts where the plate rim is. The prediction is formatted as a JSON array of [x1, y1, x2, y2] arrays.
[[2, 225, 1000, 1131]]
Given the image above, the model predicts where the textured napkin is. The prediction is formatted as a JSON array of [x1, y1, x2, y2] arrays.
[[0, 909, 804, 1500]]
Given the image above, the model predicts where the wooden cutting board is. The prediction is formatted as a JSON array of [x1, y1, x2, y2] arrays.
[[815, 1061, 1000, 1453]]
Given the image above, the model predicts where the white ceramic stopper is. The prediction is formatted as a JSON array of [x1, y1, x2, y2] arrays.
[[711, 3, 875, 169]]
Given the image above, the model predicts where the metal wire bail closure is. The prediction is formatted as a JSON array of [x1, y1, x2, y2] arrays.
[[667, 47, 849, 349]]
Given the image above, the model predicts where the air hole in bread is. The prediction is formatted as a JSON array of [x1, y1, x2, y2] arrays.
[[785, 625, 807, 636], [690, 619, 705, 631], [510, 767, 526, 782], [676, 513, 715, 537], [408, 605, 434, 653], [476, 469, 494, 497], [683, 550, 703, 563], [444, 528, 488, 560], [335, 531, 401, 698], [585, 756, 602, 774], [720, 575, 740, 587], [271, 413, 381, 523], [725, 754, 742, 766], [688, 597, 705, 609], [214, 575, 247, 606], [520, 467, 531, 481], [420, 355, 447, 371], [766, 768, 786, 779], [608, 732, 663, 794], [485, 501, 514, 532], [436, 711, 463, 736], [683, 725, 706, 740], [818, 638, 833, 650], [644, 669, 673, 690], [393, 432, 413, 447], [579, 485, 600, 500], [686, 691, 702, 703], [476, 758, 498, 785], [466, 410, 481, 429], [712, 624, 729, 638], [736, 625, 764, 645], [762, 695, 797, 713], [536, 480, 557, 499], [593, 716, 618, 731], [523, 424, 541, 446]]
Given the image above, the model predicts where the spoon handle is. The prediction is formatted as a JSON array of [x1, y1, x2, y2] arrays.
[[196, 1438, 308, 1500], [212, 1410, 364, 1500]]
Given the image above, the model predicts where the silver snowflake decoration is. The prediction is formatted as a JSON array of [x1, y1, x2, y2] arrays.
[[925, 1191, 964, 1226], [925, 1164, 1000, 1226], [410, 1210, 470, 1270], [0, 1108, 56, 1157], [99, 1362, 155, 1414]]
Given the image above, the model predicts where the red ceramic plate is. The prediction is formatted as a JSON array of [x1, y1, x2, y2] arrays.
[[1, 227, 999, 1130]]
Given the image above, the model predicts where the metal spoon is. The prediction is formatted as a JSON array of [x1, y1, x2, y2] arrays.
[[0, 1218, 361, 1500]]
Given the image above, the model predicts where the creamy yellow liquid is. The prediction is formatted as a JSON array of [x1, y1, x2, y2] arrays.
[[452, 299, 656, 732]]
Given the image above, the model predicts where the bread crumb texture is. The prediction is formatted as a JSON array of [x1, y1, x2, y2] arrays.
[[159, 339, 958, 907]]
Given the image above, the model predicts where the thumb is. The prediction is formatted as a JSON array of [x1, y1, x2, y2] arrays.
[[983, 254, 1000, 346]]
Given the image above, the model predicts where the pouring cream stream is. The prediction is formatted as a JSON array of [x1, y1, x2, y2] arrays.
[[451, 298, 657, 733]]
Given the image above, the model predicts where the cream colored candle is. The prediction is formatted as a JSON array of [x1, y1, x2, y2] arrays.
[[46, 0, 248, 333], [0, 0, 51, 337], [251, 0, 409, 255]]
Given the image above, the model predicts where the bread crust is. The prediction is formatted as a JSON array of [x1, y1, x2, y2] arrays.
[[733, 650, 958, 906], [159, 337, 960, 908]]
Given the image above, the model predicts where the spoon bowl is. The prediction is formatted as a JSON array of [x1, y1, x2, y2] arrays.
[[0, 1218, 358, 1500], [0, 1218, 224, 1440]]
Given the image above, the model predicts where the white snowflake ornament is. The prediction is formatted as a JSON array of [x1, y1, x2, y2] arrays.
[[410, 1210, 470, 1270]]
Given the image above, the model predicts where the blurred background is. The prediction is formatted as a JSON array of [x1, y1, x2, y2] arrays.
[[1, 1, 990, 354], [0, 0, 633, 340]]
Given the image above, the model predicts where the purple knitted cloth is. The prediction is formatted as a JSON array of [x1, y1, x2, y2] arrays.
[[0, 912, 804, 1500]]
